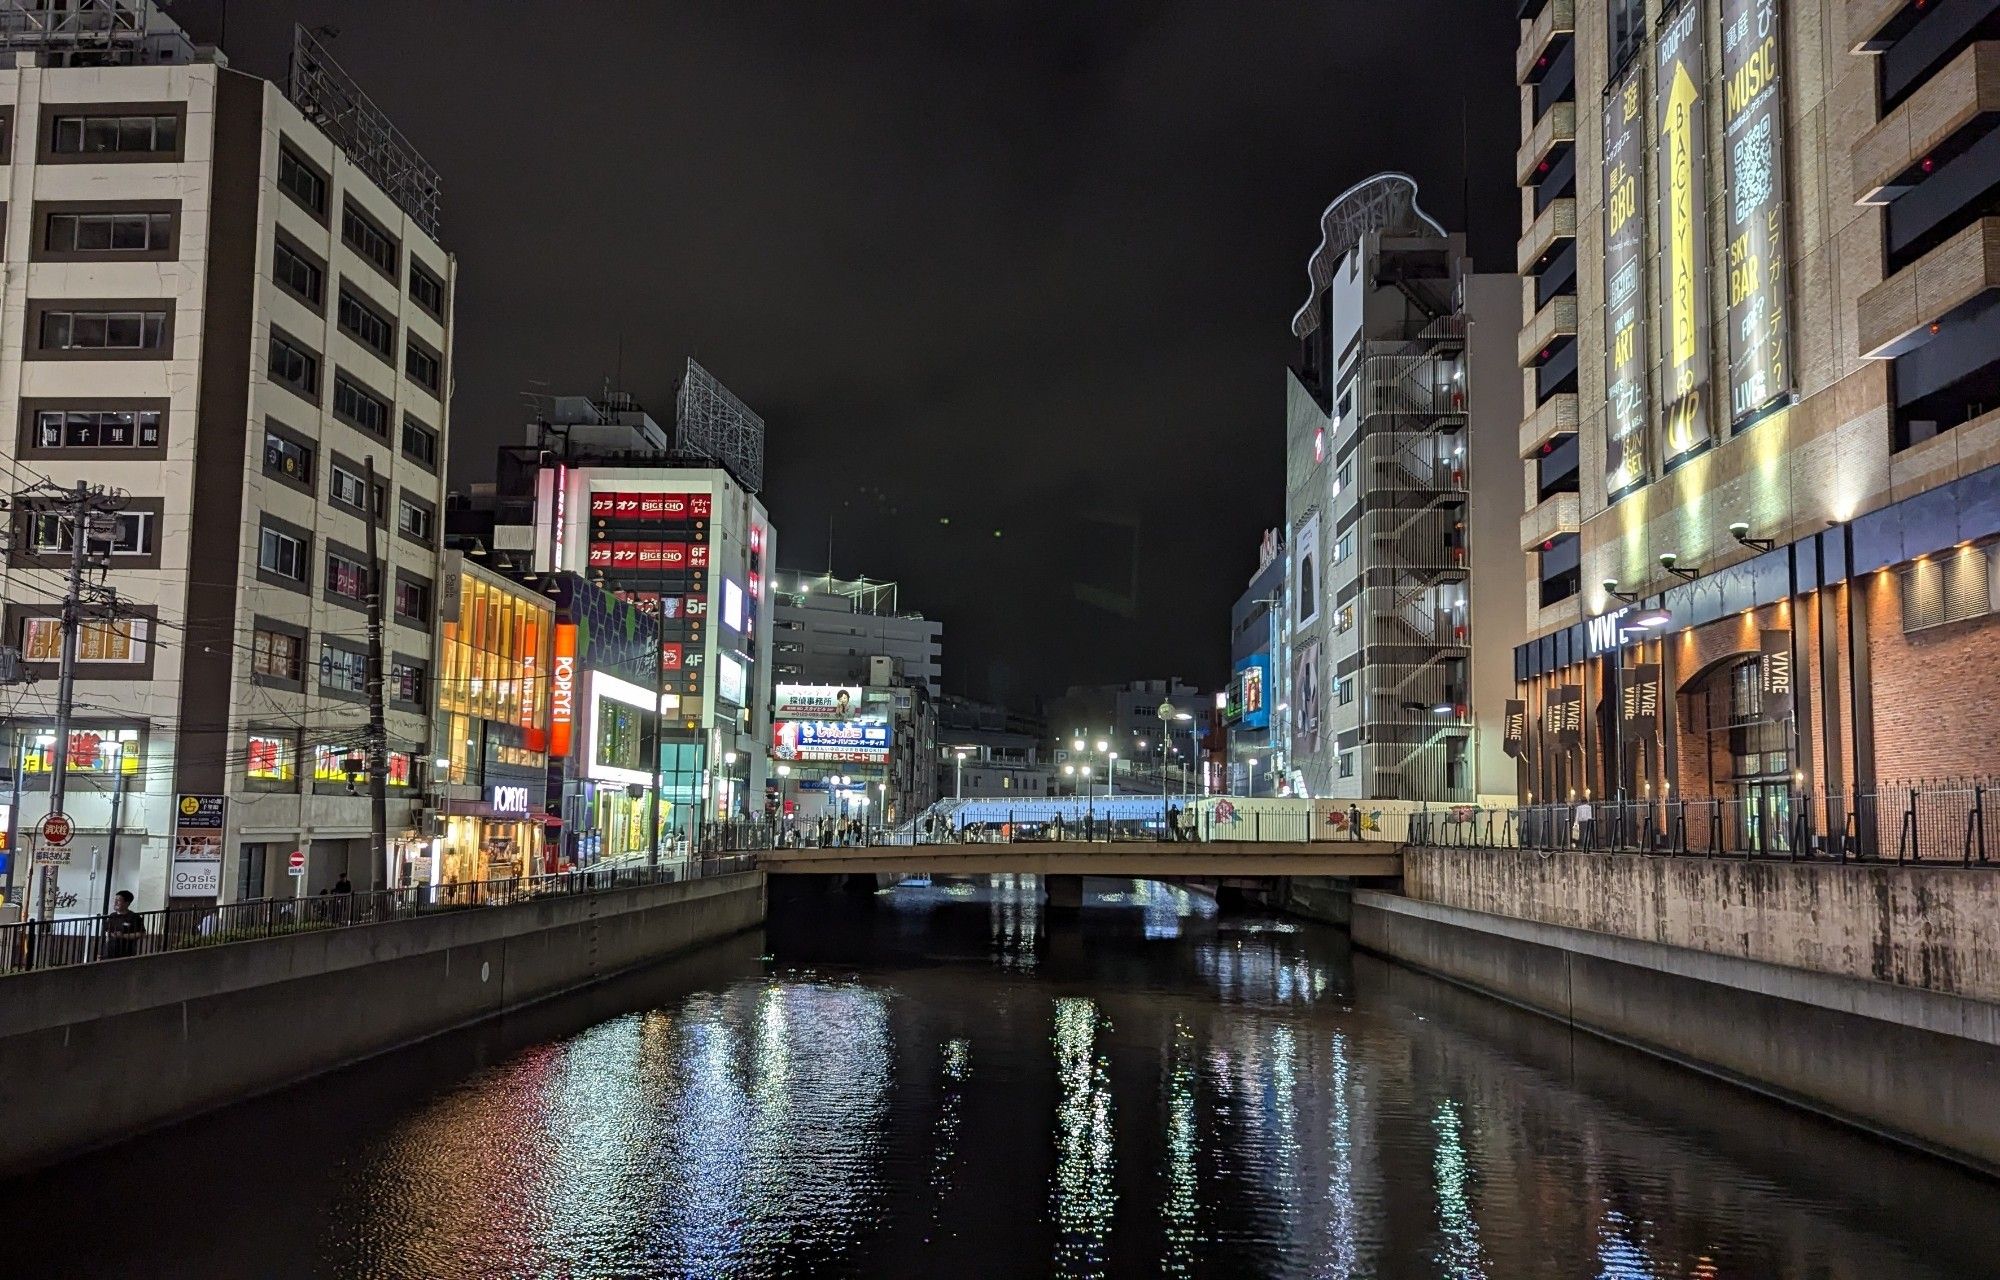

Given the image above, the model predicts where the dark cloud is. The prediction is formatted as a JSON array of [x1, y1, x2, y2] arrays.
[[203, 0, 1518, 708]]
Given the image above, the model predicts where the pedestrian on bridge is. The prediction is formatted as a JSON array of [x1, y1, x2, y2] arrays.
[[1347, 803, 1363, 841], [1165, 803, 1180, 842]]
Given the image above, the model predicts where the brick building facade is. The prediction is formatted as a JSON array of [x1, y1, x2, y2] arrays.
[[1508, 0, 2000, 848]]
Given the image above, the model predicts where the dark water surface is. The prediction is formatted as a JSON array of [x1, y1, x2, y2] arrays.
[[14, 876, 2000, 1278]]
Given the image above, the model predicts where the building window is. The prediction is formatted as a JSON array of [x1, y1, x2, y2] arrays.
[[1537, 533, 1581, 607], [401, 416, 438, 469], [1608, 0, 1646, 74], [329, 461, 386, 517], [49, 111, 179, 157], [38, 308, 168, 352], [264, 429, 313, 485], [269, 332, 320, 399], [337, 285, 395, 359], [32, 407, 161, 451], [273, 237, 324, 306], [252, 628, 304, 683], [409, 260, 445, 317], [325, 550, 368, 602], [390, 660, 426, 704], [332, 372, 389, 436], [394, 578, 431, 625], [277, 143, 327, 216], [259, 526, 307, 582], [245, 733, 299, 786], [318, 643, 368, 695], [43, 210, 173, 254], [1338, 750, 1355, 779], [21, 616, 146, 665], [30, 509, 154, 557], [1901, 547, 1994, 632], [1333, 603, 1355, 635], [397, 494, 434, 545], [341, 199, 398, 278], [404, 339, 440, 393], [1337, 676, 1354, 707]]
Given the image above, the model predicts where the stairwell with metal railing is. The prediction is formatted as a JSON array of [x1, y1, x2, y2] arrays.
[[1352, 316, 1475, 801]]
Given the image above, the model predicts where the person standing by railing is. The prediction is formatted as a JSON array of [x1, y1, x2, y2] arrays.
[[103, 890, 145, 959]]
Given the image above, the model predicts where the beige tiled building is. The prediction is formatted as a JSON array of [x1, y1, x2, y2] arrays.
[[1509, 0, 2000, 849]]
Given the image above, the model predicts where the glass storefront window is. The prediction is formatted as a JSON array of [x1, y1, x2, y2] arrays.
[[246, 733, 298, 785], [22, 727, 141, 775], [439, 572, 553, 780]]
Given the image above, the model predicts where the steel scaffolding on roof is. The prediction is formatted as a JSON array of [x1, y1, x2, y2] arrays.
[[287, 23, 441, 239], [675, 359, 766, 493], [0, 0, 197, 65]]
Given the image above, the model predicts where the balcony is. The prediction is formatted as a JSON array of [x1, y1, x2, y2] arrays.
[[1857, 216, 2000, 357], [1519, 491, 1581, 553], [1518, 392, 1579, 458], [1516, 0, 1575, 84], [1854, 42, 2000, 203], [1516, 100, 1576, 188], [1517, 294, 1578, 367], [1517, 196, 1577, 274], [1846, 0, 1910, 52]]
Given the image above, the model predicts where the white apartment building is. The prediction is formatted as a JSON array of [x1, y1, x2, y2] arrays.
[[1281, 174, 1523, 802], [0, 9, 454, 914]]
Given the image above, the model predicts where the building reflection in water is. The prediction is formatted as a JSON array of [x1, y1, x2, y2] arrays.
[[1431, 1099, 1488, 1279], [926, 1037, 971, 1241], [1050, 996, 1117, 1277]]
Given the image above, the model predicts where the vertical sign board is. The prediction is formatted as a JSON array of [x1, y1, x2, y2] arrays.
[[1721, 0, 1792, 424], [1655, 2, 1714, 468], [1603, 61, 1651, 498], [170, 794, 225, 898]]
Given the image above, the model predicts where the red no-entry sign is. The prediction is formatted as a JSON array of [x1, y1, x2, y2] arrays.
[[288, 849, 306, 876], [39, 813, 73, 846]]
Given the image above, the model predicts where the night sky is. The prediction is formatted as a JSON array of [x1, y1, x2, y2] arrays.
[[195, 1, 1519, 709]]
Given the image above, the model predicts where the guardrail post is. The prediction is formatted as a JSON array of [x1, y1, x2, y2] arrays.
[[1970, 785, 1987, 865], [1901, 789, 1918, 863]]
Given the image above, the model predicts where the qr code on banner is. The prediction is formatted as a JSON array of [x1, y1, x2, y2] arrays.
[[1732, 114, 1773, 226]]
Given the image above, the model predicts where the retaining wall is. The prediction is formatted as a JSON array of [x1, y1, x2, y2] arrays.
[[1404, 847, 2000, 1002], [0, 871, 765, 1176], [1360, 850, 2000, 1171]]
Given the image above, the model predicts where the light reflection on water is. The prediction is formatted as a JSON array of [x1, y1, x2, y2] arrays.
[[11, 875, 2000, 1279]]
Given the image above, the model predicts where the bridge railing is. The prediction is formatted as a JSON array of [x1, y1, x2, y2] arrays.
[[1408, 781, 2000, 865], [0, 855, 759, 977]]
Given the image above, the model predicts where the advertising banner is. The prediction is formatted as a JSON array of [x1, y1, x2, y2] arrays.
[[549, 624, 577, 757], [170, 793, 225, 899], [1552, 685, 1584, 748], [1721, 0, 1792, 424], [1760, 629, 1794, 722], [1233, 654, 1271, 730], [1603, 60, 1651, 498], [1503, 700, 1526, 759], [1620, 664, 1662, 733], [1655, 1, 1714, 467], [1294, 514, 1321, 628], [772, 720, 892, 763], [775, 684, 863, 720], [716, 652, 747, 706], [1291, 641, 1322, 757]]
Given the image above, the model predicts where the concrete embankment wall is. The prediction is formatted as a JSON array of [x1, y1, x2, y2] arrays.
[[0, 871, 765, 1176], [1356, 850, 2000, 1172]]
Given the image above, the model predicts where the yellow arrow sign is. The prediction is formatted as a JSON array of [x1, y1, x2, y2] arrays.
[[1664, 58, 1699, 382]]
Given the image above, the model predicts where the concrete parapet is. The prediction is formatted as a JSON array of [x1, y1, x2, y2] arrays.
[[0, 872, 765, 1176], [1404, 846, 2000, 1003]]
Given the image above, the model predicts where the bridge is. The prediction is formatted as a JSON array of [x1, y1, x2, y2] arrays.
[[758, 840, 1403, 879]]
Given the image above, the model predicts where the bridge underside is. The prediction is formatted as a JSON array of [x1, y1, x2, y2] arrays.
[[759, 841, 1402, 879]]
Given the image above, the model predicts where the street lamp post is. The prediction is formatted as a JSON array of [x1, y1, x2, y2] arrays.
[[776, 764, 792, 833], [1156, 701, 1174, 823], [955, 750, 967, 801], [1247, 756, 1258, 798], [1106, 751, 1117, 798]]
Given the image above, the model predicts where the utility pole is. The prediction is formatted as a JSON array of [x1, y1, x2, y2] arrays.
[[32, 481, 125, 920], [363, 457, 389, 893]]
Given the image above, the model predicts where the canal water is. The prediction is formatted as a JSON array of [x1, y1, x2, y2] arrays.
[[13, 876, 2000, 1278]]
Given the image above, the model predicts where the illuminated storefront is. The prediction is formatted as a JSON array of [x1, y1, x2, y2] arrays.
[[434, 560, 554, 886]]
